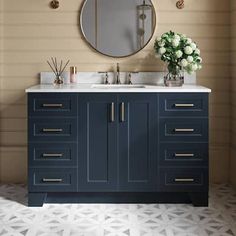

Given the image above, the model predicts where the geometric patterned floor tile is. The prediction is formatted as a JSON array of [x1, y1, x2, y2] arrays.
[[0, 184, 235, 236]]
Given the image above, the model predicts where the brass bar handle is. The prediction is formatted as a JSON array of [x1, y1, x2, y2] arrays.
[[42, 104, 63, 108], [42, 153, 63, 157], [174, 178, 195, 182], [174, 153, 194, 157], [174, 128, 194, 132], [42, 128, 63, 132], [42, 178, 63, 182], [120, 102, 125, 122], [110, 103, 115, 122], [174, 104, 194, 107]]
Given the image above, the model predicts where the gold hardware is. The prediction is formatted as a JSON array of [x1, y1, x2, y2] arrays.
[[120, 103, 125, 122], [50, 0, 59, 9], [42, 178, 62, 182], [174, 128, 194, 132], [174, 104, 194, 107], [42, 153, 63, 157], [176, 0, 184, 9], [174, 178, 194, 182], [110, 103, 115, 122], [174, 153, 194, 157], [42, 128, 63, 132], [42, 104, 63, 108]]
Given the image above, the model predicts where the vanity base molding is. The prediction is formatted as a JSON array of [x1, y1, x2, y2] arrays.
[[28, 192, 208, 207]]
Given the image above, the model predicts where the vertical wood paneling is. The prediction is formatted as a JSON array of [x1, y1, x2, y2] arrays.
[[0, 0, 231, 183]]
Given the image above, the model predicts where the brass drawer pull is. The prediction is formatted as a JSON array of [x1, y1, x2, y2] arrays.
[[42, 128, 63, 132], [174, 104, 194, 107], [42, 178, 63, 182], [42, 103, 63, 108], [174, 178, 194, 182], [120, 102, 125, 122], [42, 153, 63, 157], [110, 103, 115, 122], [174, 128, 194, 132], [174, 153, 194, 157]]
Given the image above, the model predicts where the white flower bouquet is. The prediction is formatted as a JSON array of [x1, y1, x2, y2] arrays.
[[154, 31, 202, 78]]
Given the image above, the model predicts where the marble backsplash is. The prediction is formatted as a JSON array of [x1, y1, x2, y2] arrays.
[[40, 72, 196, 85]]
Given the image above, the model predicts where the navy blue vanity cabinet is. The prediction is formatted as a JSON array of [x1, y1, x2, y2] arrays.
[[77, 94, 118, 191], [27, 92, 209, 207], [118, 94, 158, 191]]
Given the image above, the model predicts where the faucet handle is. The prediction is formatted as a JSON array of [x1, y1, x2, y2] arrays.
[[98, 72, 109, 84], [127, 72, 139, 85]]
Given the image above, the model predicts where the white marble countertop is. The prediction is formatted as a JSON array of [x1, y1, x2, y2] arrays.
[[25, 84, 211, 93]]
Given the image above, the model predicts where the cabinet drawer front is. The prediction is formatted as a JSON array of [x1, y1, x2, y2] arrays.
[[29, 118, 77, 142], [160, 143, 208, 166], [159, 93, 208, 117], [29, 168, 77, 192], [160, 168, 208, 192], [29, 143, 77, 167], [160, 118, 208, 142], [28, 93, 77, 117]]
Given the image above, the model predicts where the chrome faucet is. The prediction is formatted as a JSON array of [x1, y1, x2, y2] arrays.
[[116, 63, 121, 84]]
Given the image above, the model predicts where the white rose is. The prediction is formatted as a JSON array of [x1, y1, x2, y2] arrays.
[[184, 46, 193, 55], [174, 34, 180, 41], [198, 64, 202, 70], [190, 43, 197, 50], [176, 50, 183, 58], [187, 56, 193, 63], [187, 38, 192, 44], [181, 59, 188, 67], [195, 48, 200, 55], [158, 47, 166, 55], [172, 39, 180, 47], [191, 63, 198, 71], [158, 41, 165, 47]]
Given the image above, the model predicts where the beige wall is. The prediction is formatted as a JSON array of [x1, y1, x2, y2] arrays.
[[231, 0, 236, 189], [0, 0, 231, 183]]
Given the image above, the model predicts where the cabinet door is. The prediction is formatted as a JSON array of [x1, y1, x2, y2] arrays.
[[78, 94, 118, 191], [118, 94, 158, 191]]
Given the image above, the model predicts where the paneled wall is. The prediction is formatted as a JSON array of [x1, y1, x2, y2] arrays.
[[0, 0, 231, 183], [231, 0, 236, 189]]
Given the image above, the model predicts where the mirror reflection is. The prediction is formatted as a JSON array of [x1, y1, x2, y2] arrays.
[[80, 0, 156, 57]]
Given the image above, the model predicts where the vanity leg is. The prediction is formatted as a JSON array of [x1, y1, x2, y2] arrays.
[[28, 192, 47, 207], [189, 192, 208, 207]]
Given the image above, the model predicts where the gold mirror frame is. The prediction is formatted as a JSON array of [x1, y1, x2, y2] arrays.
[[79, 0, 157, 58]]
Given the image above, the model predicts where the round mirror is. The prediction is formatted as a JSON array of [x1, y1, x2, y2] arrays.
[[80, 0, 156, 58]]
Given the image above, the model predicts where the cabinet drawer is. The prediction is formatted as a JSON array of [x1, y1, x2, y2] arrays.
[[159, 168, 208, 192], [29, 143, 77, 167], [28, 118, 77, 142], [29, 168, 77, 192], [160, 118, 208, 142], [28, 93, 77, 117], [159, 143, 208, 166], [159, 93, 208, 117]]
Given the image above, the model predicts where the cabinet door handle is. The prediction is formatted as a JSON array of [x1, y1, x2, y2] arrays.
[[42, 178, 63, 182], [174, 178, 194, 182], [110, 103, 115, 122], [42, 128, 63, 132], [174, 104, 194, 107], [42, 103, 63, 108], [42, 153, 63, 158], [174, 128, 194, 132], [174, 153, 194, 157], [120, 102, 125, 122]]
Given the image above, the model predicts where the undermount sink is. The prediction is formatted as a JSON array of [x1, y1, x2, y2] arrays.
[[91, 84, 146, 89]]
